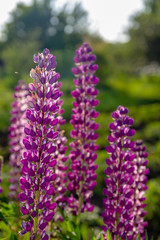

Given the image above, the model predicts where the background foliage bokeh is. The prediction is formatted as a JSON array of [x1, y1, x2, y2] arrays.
[[0, 0, 160, 239]]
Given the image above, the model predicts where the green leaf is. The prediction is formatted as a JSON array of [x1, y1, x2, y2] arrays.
[[0, 211, 10, 226], [137, 233, 141, 240], [75, 226, 82, 240], [91, 229, 96, 240], [107, 229, 112, 240], [71, 220, 77, 230], [65, 219, 73, 232], [66, 231, 78, 240], [1, 202, 19, 218], [57, 231, 69, 240], [9, 233, 18, 240], [100, 233, 105, 240], [70, 221, 82, 240], [145, 230, 148, 240]]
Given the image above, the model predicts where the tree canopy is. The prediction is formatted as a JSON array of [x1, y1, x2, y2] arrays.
[[2, 0, 88, 50], [0, 0, 89, 80], [127, 0, 160, 64]]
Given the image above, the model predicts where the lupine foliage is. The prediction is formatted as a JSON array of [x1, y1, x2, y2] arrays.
[[0, 44, 150, 240]]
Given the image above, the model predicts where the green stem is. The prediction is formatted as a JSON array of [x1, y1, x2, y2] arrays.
[[76, 182, 84, 225], [49, 220, 54, 240]]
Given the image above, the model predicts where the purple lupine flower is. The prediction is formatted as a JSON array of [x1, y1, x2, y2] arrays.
[[0, 156, 3, 194], [132, 140, 149, 240], [18, 48, 62, 239], [67, 43, 99, 217], [9, 80, 29, 199], [102, 105, 136, 240], [54, 105, 68, 213]]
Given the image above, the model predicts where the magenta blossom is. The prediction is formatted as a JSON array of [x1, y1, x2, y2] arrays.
[[67, 43, 99, 218], [102, 105, 136, 240], [132, 140, 149, 240], [53, 100, 68, 218], [18, 48, 63, 240], [9, 80, 29, 199]]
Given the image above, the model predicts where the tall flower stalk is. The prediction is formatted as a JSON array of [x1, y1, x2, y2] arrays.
[[18, 48, 63, 240], [67, 43, 99, 221], [54, 105, 68, 211], [9, 80, 28, 199], [49, 105, 68, 238], [132, 140, 149, 240], [102, 105, 136, 240]]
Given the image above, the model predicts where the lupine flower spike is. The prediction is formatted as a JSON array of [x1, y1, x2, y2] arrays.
[[49, 106, 68, 238], [132, 140, 149, 240], [67, 43, 99, 219], [54, 98, 68, 216], [0, 156, 3, 194], [18, 48, 63, 240], [9, 80, 28, 199], [102, 105, 136, 240]]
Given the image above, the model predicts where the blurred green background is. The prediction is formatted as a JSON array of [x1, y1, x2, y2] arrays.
[[0, 0, 160, 239]]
